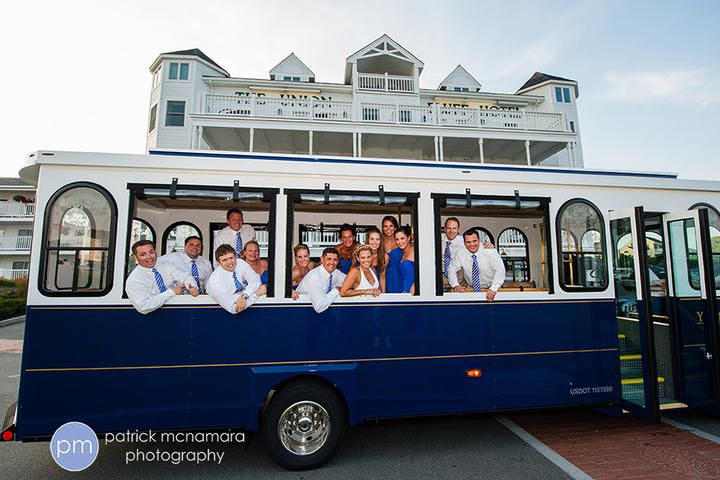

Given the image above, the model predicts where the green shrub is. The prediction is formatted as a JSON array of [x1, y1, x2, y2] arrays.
[[0, 297, 25, 317], [0, 278, 16, 287]]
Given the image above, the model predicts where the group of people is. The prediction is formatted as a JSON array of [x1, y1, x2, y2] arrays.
[[126, 208, 267, 315], [125, 209, 506, 316]]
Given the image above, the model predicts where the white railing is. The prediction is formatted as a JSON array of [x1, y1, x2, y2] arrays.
[[255, 230, 269, 247], [0, 269, 28, 280], [301, 231, 368, 247], [0, 203, 34, 218], [203, 95, 567, 133], [206, 95, 352, 122], [0, 236, 32, 251], [356, 73, 415, 93]]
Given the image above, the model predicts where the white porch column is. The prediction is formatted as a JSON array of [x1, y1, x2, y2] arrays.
[[249, 127, 255, 153], [568, 142, 576, 168], [439, 136, 445, 162], [309, 130, 314, 155], [478, 138, 485, 163], [353, 132, 358, 157], [434, 136, 439, 162], [525, 140, 532, 166], [197, 126, 204, 150], [192, 125, 199, 149], [358, 132, 363, 157]]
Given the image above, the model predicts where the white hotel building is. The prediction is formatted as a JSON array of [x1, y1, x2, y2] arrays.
[[0, 34, 585, 278], [146, 34, 583, 167]]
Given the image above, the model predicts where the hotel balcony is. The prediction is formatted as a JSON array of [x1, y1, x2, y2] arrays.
[[203, 95, 566, 132], [0, 236, 32, 253], [355, 73, 415, 93], [0, 203, 34, 220]]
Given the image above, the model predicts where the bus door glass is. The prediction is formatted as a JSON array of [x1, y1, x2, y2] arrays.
[[609, 207, 659, 421], [663, 210, 720, 414]]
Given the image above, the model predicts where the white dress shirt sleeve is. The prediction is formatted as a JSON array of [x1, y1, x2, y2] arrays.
[[236, 259, 261, 298], [207, 270, 240, 314], [447, 254, 463, 288], [126, 268, 176, 315], [304, 269, 340, 313], [488, 250, 506, 292]]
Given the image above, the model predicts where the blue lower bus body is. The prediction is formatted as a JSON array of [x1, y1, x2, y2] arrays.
[[16, 299, 619, 438]]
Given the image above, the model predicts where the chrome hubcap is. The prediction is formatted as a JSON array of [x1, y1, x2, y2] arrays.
[[278, 400, 330, 455]]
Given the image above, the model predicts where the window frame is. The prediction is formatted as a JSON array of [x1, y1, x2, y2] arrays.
[[284, 187, 420, 298], [556, 198, 609, 292], [148, 104, 158, 134], [431, 193, 553, 296], [498, 227, 531, 283], [38, 181, 118, 297], [165, 100, 186, 127], [689, 202, 720, 290], [124, 182, 279, 297], [168, 62, 190, 81]]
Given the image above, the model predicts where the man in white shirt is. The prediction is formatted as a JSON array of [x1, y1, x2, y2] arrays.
[[126, 240, 199, 314], [207, 243, 262, 314], [294, 247, 346, 313], [441, 217, 465, 282], [447, 229, 506, 302], [214, 208, 256, 266], [158, 236, 212, 293]]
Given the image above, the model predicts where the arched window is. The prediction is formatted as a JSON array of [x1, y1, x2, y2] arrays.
[[470, 227, 494, 246], [690, 203, 720, 289], [40, 182, 117, 295], [162, 221, 201, 255], [498, 227, 529, 283], [557, 199, 607, 291]]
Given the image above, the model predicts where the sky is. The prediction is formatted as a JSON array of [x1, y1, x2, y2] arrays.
[[1, 0, 719, 180]]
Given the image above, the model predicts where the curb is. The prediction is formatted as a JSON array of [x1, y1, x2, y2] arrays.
[[0, 315, 25, 328]]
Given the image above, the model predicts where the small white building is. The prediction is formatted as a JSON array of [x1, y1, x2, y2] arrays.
[[0, 178, 35, 280], [145, 34, 583, 167]]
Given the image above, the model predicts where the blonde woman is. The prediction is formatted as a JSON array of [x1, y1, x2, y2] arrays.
[[340, 245, 381, 297], [291, 243, 317, 290]]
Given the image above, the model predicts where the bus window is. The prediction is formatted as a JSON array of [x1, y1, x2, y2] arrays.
[[40, 182, 117, 296], [125, 184, 278, 296], [285, 188, 419, 297], [690, 203, 720, 289], [557, 199, 608, 291], [433, 193, 551, 295]]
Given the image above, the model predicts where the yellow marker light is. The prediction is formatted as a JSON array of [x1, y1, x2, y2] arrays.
[[466, 369, 482, 378]]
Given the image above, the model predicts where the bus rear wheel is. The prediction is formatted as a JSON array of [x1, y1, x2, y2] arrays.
[[261, 382, 347, 470]]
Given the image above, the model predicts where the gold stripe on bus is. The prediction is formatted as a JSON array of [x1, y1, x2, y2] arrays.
[[24, 347, 618, 373]]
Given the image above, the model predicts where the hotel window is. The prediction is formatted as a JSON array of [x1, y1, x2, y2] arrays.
[[168, 62, 189, 80], [283, 76, 301, 82], [453, 87, 469, 92], [148, 104, 157, 133], [152, 69, 160, 88], [555, 87, 572, 103], [165, 101, 185, 127]]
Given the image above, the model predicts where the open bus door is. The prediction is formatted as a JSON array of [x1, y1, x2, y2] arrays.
[[663, 208, 720, 415], [609, 207, 660, 421]]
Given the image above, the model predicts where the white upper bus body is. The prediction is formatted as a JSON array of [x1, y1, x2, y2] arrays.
[[19, 149, 720, 308]]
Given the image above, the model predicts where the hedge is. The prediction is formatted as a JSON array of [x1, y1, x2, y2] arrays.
[[0, 297, 25, 317]]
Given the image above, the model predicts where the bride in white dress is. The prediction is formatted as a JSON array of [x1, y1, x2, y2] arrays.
[[340, 245, 381, 297]]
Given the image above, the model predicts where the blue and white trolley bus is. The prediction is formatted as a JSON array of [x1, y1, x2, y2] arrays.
[[3, 148, 720, 469]]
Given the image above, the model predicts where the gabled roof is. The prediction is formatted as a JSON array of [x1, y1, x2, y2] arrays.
[[345, 34, 424, 83], [516, 72, 578, 96], [438, 65, 482, 91], [269, 52, 315, 79], [151, 48, 229, 77]]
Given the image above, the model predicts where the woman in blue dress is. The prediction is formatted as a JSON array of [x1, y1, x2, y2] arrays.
[[364, 227, 386, 280], [385, 226, 415, 294], [335, 223, 360, 275], [242, 240, 268, 296]]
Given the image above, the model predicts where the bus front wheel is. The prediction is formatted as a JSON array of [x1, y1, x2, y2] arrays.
[[261, 382, 347, 470]]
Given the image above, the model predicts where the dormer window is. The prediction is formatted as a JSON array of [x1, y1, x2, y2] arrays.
[[168, 62, 189, 80], [453, 87, 470, 92], [555, 87, 572, 103], [283, 76, 301, 82]]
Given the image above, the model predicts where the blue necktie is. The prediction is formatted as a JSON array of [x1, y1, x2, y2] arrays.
[[152, 267, 167, 293], [471, 254, 481, 292], [232, 271, 244, 293], [443, 240, 452, 277], [327, 273, 333, 293], [235, 231, 243, 256], [191, 260, 200, 291]]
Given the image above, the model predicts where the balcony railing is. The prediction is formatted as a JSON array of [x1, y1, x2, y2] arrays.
[[203, 95, 567, 133], [356, 73, 415, 93], [0, 236, 32, 251], [0, 203, 34, 218], [301, 231, 368, 247], [206, 95, 352, 122], [0, 269, 28, 280]]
